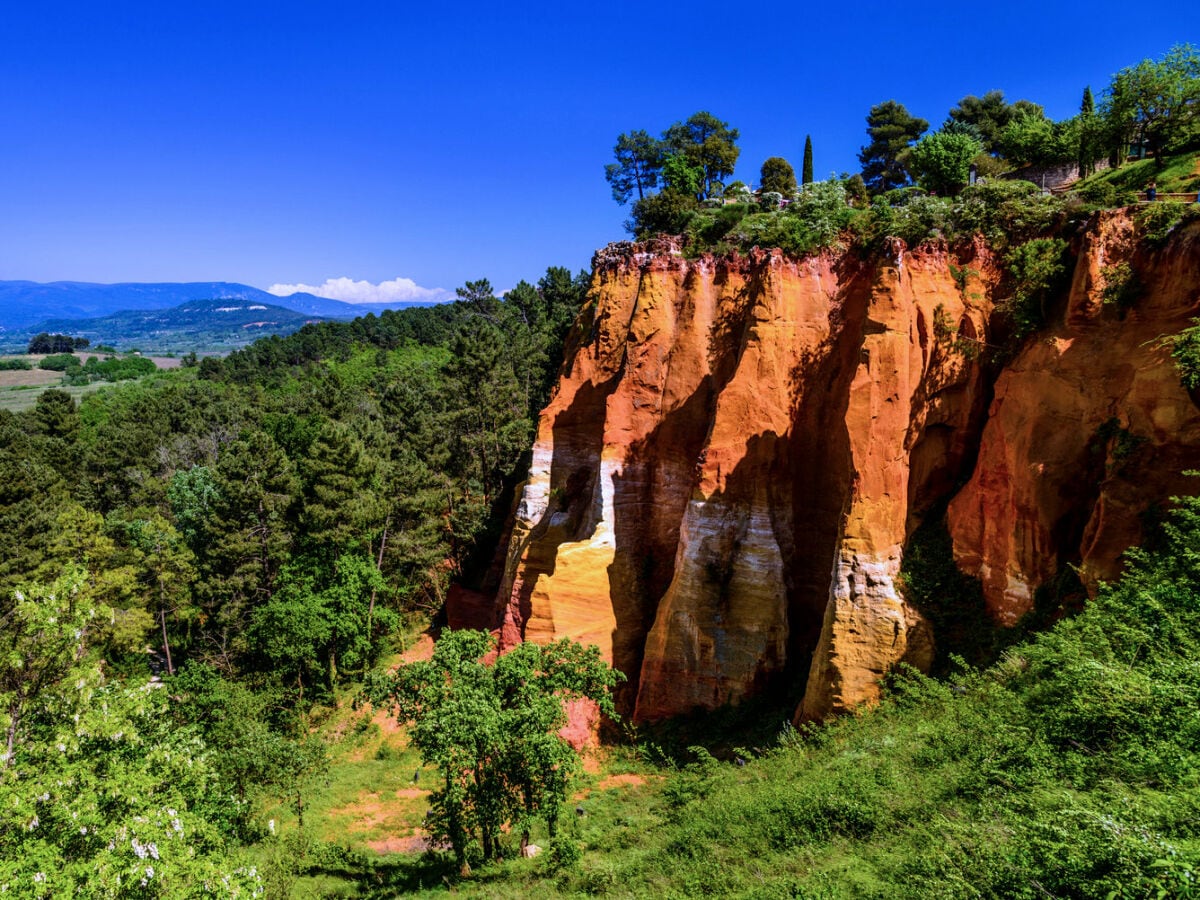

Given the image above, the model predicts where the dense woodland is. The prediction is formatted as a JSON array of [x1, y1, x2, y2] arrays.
[[0, 269, 588, 892]]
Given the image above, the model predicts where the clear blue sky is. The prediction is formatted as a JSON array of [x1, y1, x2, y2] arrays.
[[1, 1, 1194, 298]]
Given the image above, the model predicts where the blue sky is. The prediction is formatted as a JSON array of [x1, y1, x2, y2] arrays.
[[1, 1, 1194, 302]]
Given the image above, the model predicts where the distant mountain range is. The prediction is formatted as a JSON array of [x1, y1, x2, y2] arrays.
[[9, 299, 335, 353], [0, 279, 441, 353], [0, 280, 435, 332]]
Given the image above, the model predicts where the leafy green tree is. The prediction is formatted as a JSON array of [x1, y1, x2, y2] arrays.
[[1, 568, 102, 768], [858, 100, 929, 193], [37, 504, 147, 662], [443, 315, 530, 509], [251, 551, 390, 691], [167, 465, 220, 550], [908, 131, 984, 195], [26, 333, 88, 354], [298, 421, 382, 553], [1102, 43, 1200, 166], [604, 130, 665, 204], [661, 154, 705, 198], [759, 156, 797, 197], [30, 389, 81, 480], [0, 572, 263, 893], [802, 135, 814, 185], [662, 111, 740, 199], [946, 90, 1044, 153], [122, 514, 197, 676], [170, 662, 327, 834], [198, 431, 298, 668], [0, 423, 69, 595], [369, 630, 622, 871], [1002, 237, 1070, 341], [996, 111, 1079, 167]]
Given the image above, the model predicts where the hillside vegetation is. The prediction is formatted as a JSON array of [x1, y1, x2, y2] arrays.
[[484, 490, 1200, 900], [3, 41, 1200, 899], [247, 489, 1200, 899]]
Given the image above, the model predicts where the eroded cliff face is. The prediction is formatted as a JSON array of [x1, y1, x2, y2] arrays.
[[947, 210, 1200, 624], [474, 212, 1200, 724]]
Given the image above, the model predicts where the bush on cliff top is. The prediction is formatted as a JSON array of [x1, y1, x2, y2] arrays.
[[658, 176, 1075, 260]]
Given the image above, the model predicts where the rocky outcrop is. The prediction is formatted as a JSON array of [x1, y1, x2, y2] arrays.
[[478, 212, 1200, 724], [947, 210, 1200, 623], [797, 239, 991, 719]]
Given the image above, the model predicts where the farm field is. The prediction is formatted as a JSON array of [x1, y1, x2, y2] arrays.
[[0, 354, 184, 411]]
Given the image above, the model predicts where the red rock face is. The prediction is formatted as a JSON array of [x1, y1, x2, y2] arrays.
[[947, 211, 1200, 624], [481, 214, 1200, 723]]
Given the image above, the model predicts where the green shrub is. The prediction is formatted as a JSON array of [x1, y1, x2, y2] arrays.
[[37, 352, 81, 371], [1136, 200, 1194, 245], [631, 189, 700, 238], [81, 355, 157, 382], [1100, 262, 1141, 311], [1076, 180, 1136, 209], [1000, 237, 1070, 341], [1164, 319, 1200, 391], [0, 358, 32, 371], [886, 194, 954, 246], [544, 835, 582, 872], [709, 180, 856, 257], [697, 204, 748, 245], [374, 741, 400, 761], [759, 190, 783, 211]]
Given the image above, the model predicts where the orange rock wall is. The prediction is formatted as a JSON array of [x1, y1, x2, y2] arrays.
[[484, 214, 1200, 723], [947, 211, 1200, 623]]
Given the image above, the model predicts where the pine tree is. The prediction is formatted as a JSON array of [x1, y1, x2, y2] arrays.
[[802, 135, 814, 185], [858, 101, 929, 193]]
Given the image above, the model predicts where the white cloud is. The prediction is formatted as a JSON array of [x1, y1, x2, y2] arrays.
[[266, 276, 452, 304]]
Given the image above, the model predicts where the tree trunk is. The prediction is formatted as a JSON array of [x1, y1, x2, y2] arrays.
[[366, 516, 390, 638], [160, 605, 175, 676], [4, 705, 18, 768], [159, 578, 175, 677], [447, 772, 469, 872]]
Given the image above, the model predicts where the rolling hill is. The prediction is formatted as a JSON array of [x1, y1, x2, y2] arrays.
[[0, 280, 411, 332], [12, 298, 334, 353]]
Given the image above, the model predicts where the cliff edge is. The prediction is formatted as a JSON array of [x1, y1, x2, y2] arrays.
[[469, 211, 1200, 723]]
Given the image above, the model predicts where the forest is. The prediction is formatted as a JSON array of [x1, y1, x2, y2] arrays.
[[0, 268, 590, 893]]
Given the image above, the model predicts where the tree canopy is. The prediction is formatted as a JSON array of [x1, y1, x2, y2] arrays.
[[1102, 43, 1200, 166], [908, 131, 984, 195], [604, 130, 664, 205], [858, 101, 929, 193], [368, 630, 623, 870], [662, 111, 740, 199], [945, 90, 1044, 154], [760, 157, 797, 197]]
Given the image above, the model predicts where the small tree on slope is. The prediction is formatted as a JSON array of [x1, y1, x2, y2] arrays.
[[367, 630, 622, 872]]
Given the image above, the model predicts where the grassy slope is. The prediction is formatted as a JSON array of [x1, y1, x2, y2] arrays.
[[1077, 150, 1200, 199], [271, 492, 1200, 899]]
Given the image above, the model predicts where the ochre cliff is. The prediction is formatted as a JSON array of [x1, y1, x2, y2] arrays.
[[465, 212, 1200, 723], [947, 210, 1200, 624]]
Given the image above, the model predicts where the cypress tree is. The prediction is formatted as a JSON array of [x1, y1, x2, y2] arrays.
[[1078, 86, 1096, 177], [802, 135, 814, 185]]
